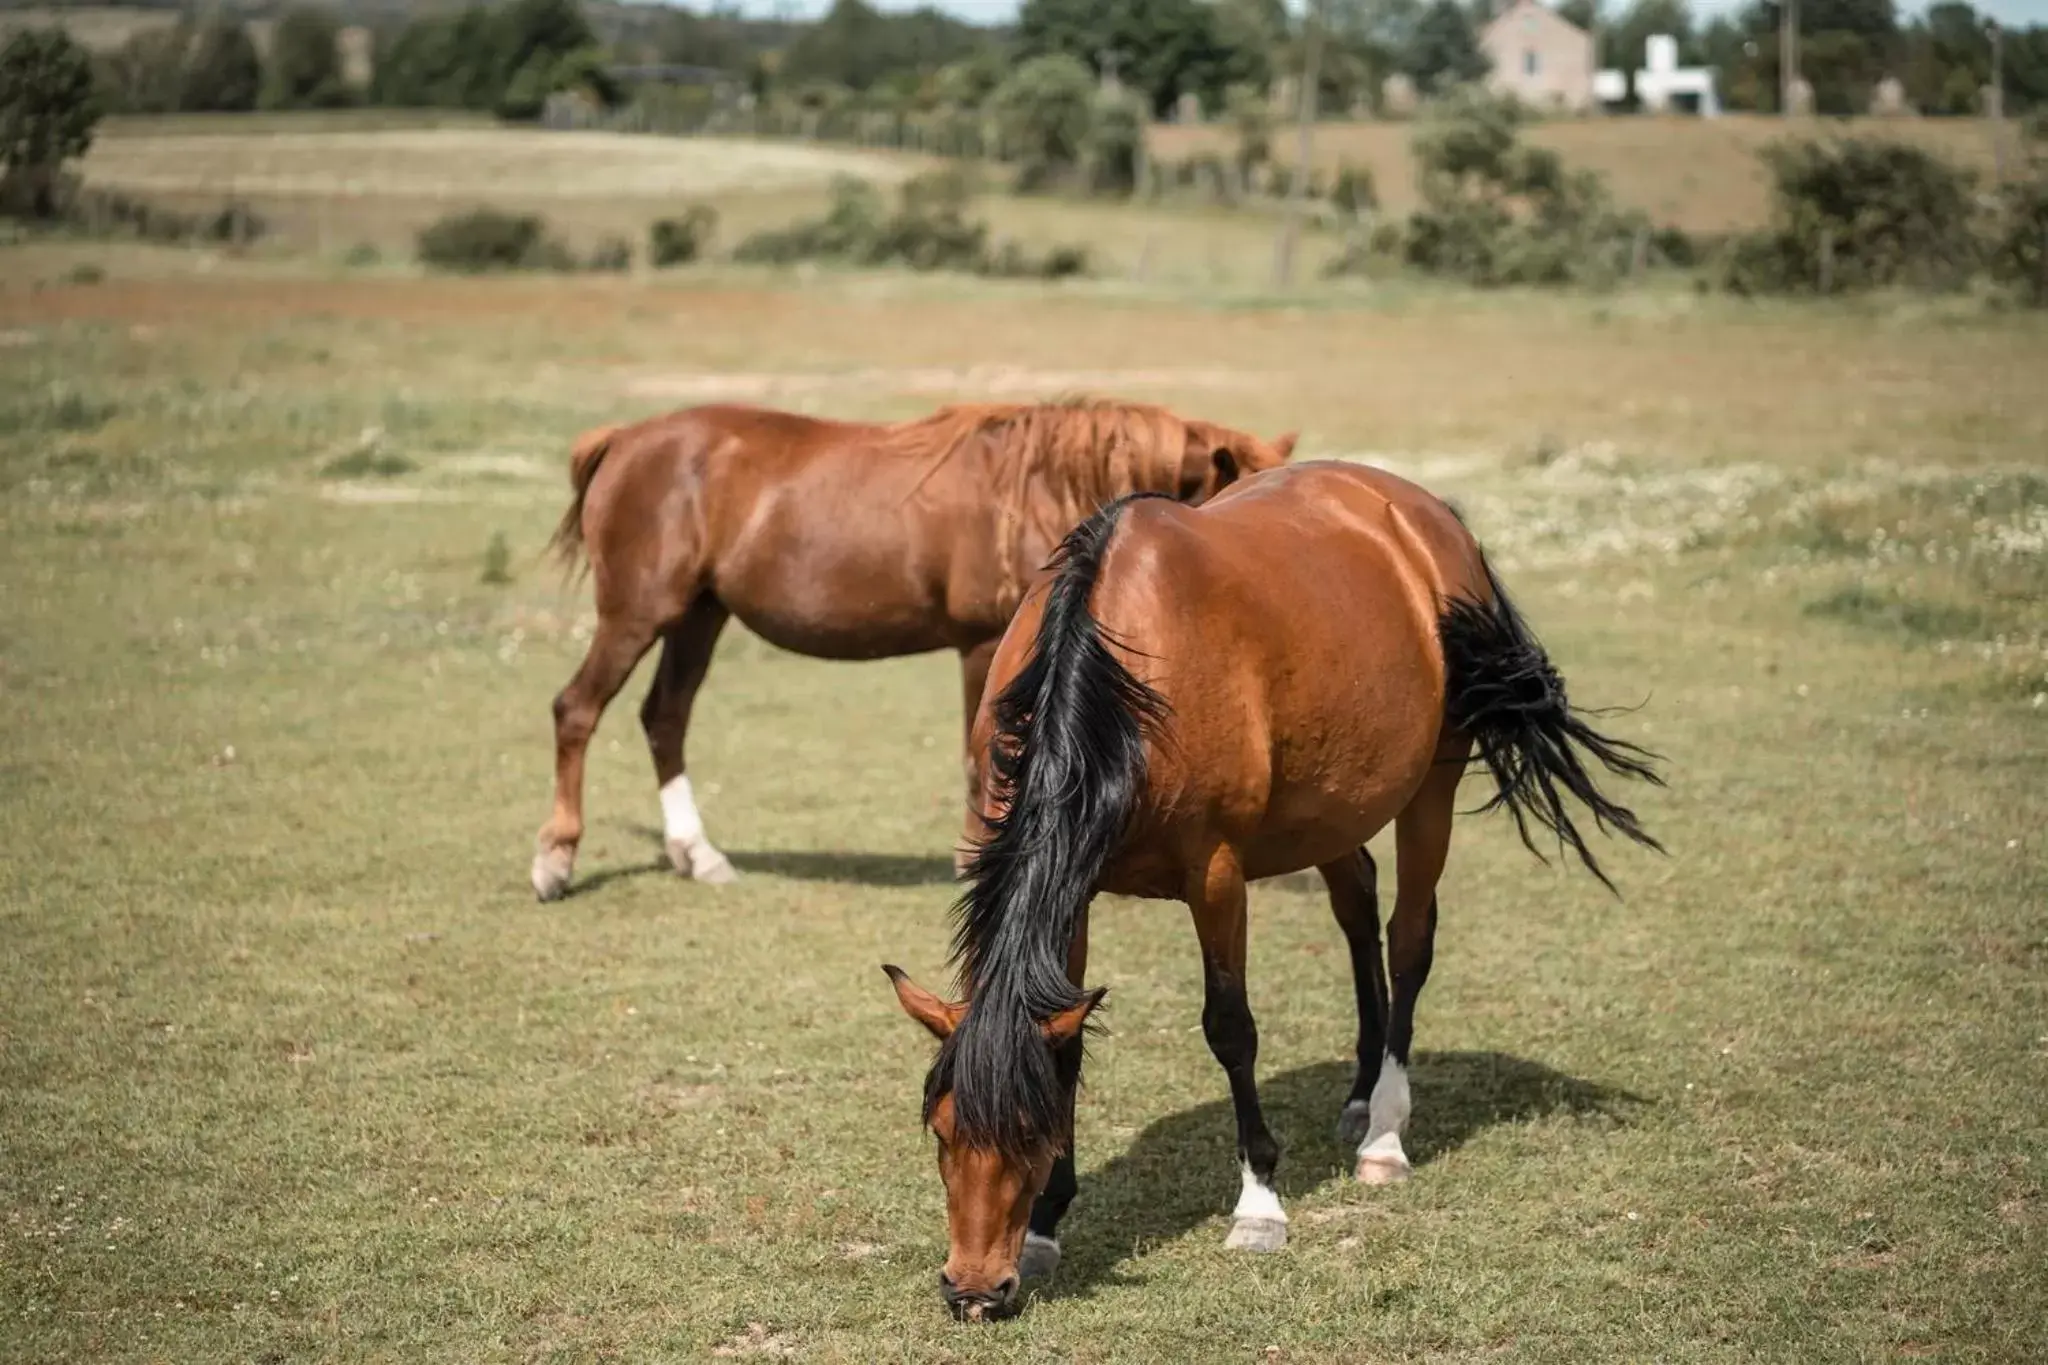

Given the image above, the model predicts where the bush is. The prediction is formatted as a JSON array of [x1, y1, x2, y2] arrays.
[[417, 208, 573, 272], [1338, 87, 1658, 288], [1989, 164, 2048, 307], [0, 27, 102, 218], [1331, 163, 1378, 217], [1716, 138, 1981, 296], [1086, 89, 1146, 198], [649, 205, 717, 266], [62, 187, 267, 244], [990, 54, 1095, 194], [1224, 83, 1271, 179], [732, 171, 1087, 279]]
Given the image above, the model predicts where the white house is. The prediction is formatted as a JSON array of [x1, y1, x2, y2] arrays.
[[1599, 34, 1722, 116]]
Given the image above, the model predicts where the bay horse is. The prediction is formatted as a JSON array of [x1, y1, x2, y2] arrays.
[[531, 398, 1295, 901], [884, 461, 1663, 1320]]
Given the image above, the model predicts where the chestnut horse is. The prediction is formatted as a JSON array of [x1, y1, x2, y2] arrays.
[[885, 461, 1663, 1320], [531, 399, 1295, 901]]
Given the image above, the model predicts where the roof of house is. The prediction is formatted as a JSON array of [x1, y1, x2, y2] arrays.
[[1480, 0, 1590, 44]]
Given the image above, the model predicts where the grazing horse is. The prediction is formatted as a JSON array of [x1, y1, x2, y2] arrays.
[[884, 461, 1663, 1320], [531, 398, 1295, 901]]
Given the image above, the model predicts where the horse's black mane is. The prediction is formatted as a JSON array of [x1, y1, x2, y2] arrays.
[[922, 493, 1171, 1156]]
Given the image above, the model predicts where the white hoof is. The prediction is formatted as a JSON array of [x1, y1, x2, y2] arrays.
[[1224, 1217, 1288, 1253], [531, 847, 574, 902], [1337, 1100, 1372, 1147], [666, 838, 736, 885], [1355, 1154, 1412, 1186], [1355, 1129, 1411, 1185], [1019, 1232, 1061, 1281]]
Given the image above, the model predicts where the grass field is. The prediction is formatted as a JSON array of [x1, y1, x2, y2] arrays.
[[3, 200, 2047, 1365], [65, 109, 2024, 276]]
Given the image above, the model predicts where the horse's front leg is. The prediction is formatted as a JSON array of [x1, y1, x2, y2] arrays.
[[1021, 904, 1090, 1282], [1190, 847, 1286, 1252], [953, 638, 999, 878]]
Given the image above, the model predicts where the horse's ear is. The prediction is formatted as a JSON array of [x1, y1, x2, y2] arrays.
[[1272, 431, 1298, 461], [1041, 987, 1107, 1047], [1210, 447, 1240, 489], [883, 964, 962, 1041]]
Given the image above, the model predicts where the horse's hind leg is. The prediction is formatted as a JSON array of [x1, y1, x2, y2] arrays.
[[1188, 845, 1288, 1253], [1321, 848, 1390, 1147], [1354, 758, 1459, 1185], [532, 615, 662, 901], [641, 596, 733, 884]]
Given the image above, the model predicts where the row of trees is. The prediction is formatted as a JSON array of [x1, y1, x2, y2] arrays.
[[40, 0, 2048, 125], [623, 0, 2048, 121], [96, 5, 349, 113]]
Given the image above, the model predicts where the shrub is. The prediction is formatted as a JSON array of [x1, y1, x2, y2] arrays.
[[1716, 138, 1980, 296], [63, 187, 267, 244], [0, 27, 101, 218], [1989, 169, 2048, 308], [1337, 87, 1658, 288], [649, 205, 717, 266], [1331, 163, 1378, 217], [733, 171, 1086, 279], [342, 242, 381, 267], [417, 208, 574, 272], [1224, 83, 1271, 179], [990, 54, 1095, 194], [1086, 89, 1146, 198]]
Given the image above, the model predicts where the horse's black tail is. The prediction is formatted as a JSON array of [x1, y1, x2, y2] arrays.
[[928, 492, 1171, 1156], [1440, 556, 1666, 893]]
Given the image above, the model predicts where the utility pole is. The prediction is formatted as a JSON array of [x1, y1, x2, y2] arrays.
[[1780, 0, 1798, 117], [1274, 0, 1325, 288], [1989, 19, 2006, 184]]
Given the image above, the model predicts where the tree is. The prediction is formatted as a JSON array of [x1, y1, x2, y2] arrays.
[[267, 5, 349, 109], [1609, 0, 1700, 71], [0, 27, 100, 217], [990, 52, 1095, 190], [181, 15, 260, 113], [493, 0, 597, 111], [1017, 0, 1245, 117], [1403, 0, 1488, 91], [99, 23, 192, 115]]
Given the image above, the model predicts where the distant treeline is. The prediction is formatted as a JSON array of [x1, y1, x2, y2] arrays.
[[37, 0, 2048, 120]]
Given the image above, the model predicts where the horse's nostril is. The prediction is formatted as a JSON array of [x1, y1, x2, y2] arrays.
[[994, 1275, 1019, 1300]]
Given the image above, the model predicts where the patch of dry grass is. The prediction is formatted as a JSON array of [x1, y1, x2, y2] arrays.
[[1151, 113, 2012, 234]]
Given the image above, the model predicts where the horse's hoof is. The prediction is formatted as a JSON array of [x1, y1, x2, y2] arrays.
[[1224, 1216, 1288, 1253], [1336, 1100, 1372, 1147], [1355, 1154, 1412, 1186], [531, 848, 574, 902], [1019, 1232, 1061, 1281], [667, 839, 737, 885]]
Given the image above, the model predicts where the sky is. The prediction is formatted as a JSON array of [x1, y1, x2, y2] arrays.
[[696, 0, 2048, 25]]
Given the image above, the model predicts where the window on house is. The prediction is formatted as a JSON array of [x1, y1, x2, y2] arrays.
[[1524, 49, 1540, 77]]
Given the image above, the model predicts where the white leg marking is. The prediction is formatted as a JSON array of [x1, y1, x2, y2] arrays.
[[1356, 1055, 1413, 1183], [1231, 1163, 1287, 1223], [659, 775, 734, 884], [1225, 1162, 1289, 1252]]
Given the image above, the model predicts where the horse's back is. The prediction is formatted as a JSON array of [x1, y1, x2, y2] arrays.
[[1096, 461, 1481, 884]]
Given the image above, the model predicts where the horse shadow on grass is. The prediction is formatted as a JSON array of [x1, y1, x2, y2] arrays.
[[1043, 1052, 1643, 1303], [564, 826, 958, 896]]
